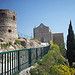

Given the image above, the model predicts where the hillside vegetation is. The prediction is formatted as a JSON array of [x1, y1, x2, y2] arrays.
[[0, 38, 45, 52], [30, 44, 75, 75]]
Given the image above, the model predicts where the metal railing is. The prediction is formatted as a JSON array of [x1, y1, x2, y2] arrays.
[[0, 45, 50, 75]]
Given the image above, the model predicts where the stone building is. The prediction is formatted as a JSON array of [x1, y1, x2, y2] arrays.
[[53, 33, 64, 43], [33, 23, 64, 43], [0, 9, 18, 42]]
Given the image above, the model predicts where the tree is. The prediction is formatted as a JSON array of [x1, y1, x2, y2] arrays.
[[66, 20, 74, 67]]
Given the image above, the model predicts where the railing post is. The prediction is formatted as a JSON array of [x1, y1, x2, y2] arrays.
[[5, 54, 6, 75], [41, 48, 42, 58], [36, 48, 38, 60], [2, 54, 3, 75], [12, 52, 13, 74], [43, 47, 44, 56], [7, 53, 9, 75], [10, 53, 11, 75], [18, 51, 20, 72], [47, 46, 48, 53], [28, 48, 31, 66]]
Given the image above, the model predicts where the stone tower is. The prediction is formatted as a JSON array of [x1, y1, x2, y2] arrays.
[[0, 9, 18, 42]]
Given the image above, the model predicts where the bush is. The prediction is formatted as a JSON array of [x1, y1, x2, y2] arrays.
[[18, 34, 21, 39], [30, 68, 38, 75], [1, 42, 12, 49], [58, 57, 63, 64], [37, 59, 43, 65], [30, 44, 69, 75], [50, 41, 53, 45], [31, 38, 38, 40], [13, 72, 19, 75], [14, 40, 21, 45], [49, 64, 75, 75], [53, 40, 66, 57], [9, 41, 12, 45]]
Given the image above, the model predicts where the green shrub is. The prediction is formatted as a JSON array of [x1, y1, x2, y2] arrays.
[[13, 72, 19, 75], [31, 38, 38, 40], [14, 40, 21, 45], [30, 44, 69, 75], [18, 34, 21, 39], [49, 64, 75, 75], [30, 68, 37, 75], [58, 57, 63, 64], [1, 42, 12, 49], [30, 67, 45, 75], [37, 60, 43, 65], [9, 41, 12, 45], [23, 38, 27, 41]]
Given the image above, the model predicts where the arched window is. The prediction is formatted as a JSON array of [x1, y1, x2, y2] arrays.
[[41, 37, 44, 43]]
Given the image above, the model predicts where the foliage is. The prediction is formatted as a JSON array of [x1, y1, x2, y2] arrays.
[[58, 57, 63, 64], [31, 38, 38, 40], [73, 38, 75, 50], [66, 20, 75, 67], [1, 42, 12, 49], [30, 44, 69, 75], [18, 34, 21, 39], [9, 41, 12, 45], [30, 69, 38, 75], [14, 40, 21, 45], [13, 72, 19, 75], [53, 40, 66, 57], [23, 38, 27, 41], [49, 64, 75, 75], [50, 41, 53, 45]]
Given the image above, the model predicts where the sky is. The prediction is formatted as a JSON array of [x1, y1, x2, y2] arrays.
[[0, 0, 75, 44]]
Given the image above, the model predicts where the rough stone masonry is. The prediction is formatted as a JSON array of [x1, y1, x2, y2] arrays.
[[33, 23, 64, 43], [0, 9, 18, 42]]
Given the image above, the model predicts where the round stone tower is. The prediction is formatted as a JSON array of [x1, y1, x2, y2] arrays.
[[0, 9, 18, 42]]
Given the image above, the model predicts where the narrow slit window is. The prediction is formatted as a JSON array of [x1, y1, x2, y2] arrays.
[[13, 16, 15, 20]]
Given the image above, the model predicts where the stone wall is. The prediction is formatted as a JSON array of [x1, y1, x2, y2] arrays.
[[0, 9, 18, 42], [53, 33, 64, 42], [33, 23, 53, 43], [33, 23, 64, 43]]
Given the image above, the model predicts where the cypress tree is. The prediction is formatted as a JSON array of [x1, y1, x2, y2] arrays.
[[66, 20, 74, 67]]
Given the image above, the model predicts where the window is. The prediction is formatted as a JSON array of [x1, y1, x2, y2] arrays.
[[8, 29, 12, 33], [41, 37, 44, 43], [13, 16, 15, 20], [1, 13, 5, 15]]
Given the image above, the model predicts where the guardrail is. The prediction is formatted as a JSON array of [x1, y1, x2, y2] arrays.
[[0, 45, 50, 75]]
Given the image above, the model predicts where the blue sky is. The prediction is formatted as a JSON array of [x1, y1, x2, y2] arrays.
[[0, 0, 75, 44]]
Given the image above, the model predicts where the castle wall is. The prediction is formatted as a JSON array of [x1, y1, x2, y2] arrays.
[[0, 9, 18, 42], [33, 24, 64, 43], [53, 33, 64, 43]]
